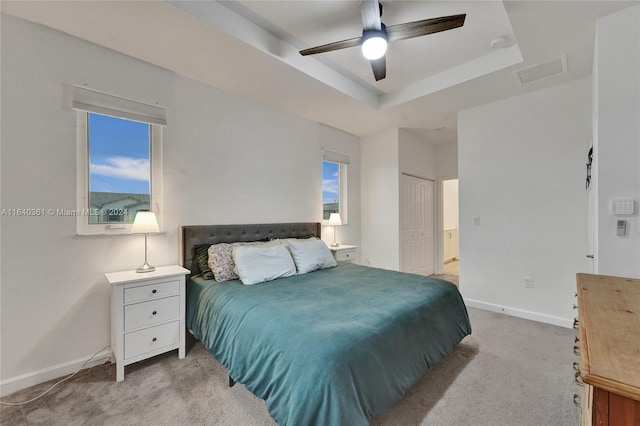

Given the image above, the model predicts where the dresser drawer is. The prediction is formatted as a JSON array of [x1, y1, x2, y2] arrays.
[[107, 265, 189, 381], [124, 296, 180, 331], [124, 279, 180, 303], [335, 249, 356, 262], [124, 321, 180, 359]]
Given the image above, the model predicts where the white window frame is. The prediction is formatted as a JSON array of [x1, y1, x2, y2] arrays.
[[73, 86, 164, 235], [322, 149, 349, 225]]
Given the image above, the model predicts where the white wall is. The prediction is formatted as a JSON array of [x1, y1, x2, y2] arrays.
[[593, 5, 640, 278], [0, 15, 360, 395], [436, 142, 458, 178], [398, 129, 437, 180], [458, 78, 591, 327], [360, 129, 400, 270]]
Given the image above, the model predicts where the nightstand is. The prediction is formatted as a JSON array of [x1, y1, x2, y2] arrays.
[[329, 245, 358, 262], [105, 265, 189, 382]]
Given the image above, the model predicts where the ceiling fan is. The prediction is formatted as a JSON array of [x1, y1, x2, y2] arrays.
[[299, 0, 466, 81]]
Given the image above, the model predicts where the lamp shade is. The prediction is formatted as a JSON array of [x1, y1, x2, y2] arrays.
[[131, 211, 159, 234], [328, 213, 342, 226]]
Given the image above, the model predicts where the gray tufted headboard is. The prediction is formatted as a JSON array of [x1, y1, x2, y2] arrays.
[[180, 222, 321, 275]]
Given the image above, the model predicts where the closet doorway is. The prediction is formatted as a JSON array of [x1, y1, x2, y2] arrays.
[[442, 179, 459, 276], [400, 174, 435, 276]]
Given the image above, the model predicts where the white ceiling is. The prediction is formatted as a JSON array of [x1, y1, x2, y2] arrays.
[[2, 0, 638, 144], [217, 1, 518, 94]]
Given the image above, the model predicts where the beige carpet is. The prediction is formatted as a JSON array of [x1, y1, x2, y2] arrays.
[[443, 259, 459, 275], [1, 308, 578, 426]]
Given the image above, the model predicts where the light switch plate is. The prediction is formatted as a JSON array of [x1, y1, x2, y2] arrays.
[[611, 199, 635, 215]]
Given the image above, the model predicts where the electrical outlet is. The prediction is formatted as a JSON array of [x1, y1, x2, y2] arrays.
[[524, 277, 534, 288]]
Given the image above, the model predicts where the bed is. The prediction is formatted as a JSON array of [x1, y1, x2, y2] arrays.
[[181, 223, 471, 425]]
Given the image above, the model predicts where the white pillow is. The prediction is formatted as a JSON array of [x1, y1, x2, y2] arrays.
[[268, 237, 318, 247], [232, 244, 297, 285], [286, 237, 318, 244], [287, 239, 337, 274]]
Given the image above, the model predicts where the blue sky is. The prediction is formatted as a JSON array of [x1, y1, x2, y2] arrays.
[[322, 161, 339, 204], [89, 113, 150, 194]]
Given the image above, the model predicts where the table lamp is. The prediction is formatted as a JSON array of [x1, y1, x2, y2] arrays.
[[328, 213, 342, 247], [131, 211, 160, 273]]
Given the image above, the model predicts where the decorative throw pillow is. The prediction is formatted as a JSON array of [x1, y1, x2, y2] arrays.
[[232, 244, 297, 285], [287, 239, 337, 274], [194, 244, 214, 279], [207, 241, 264, 282]]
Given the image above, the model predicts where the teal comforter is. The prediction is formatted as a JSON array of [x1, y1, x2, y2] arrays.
[[187, 262, 471, 425]]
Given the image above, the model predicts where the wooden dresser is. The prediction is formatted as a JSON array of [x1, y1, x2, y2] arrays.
[[575, 273, 640, 426]]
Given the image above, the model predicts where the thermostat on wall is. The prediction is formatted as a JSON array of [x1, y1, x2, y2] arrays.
[[611, 199, 635, 215]]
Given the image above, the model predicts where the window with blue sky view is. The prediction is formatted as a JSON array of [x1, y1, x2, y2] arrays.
[[322, 160, 339, 220], [88, 112, 151, 223]]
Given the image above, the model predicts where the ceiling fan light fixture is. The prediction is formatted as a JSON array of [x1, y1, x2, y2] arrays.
[[361, 30, 388, 60], [298, 7, 466, 82]]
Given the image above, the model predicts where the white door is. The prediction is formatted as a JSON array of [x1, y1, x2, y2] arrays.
[[401, 174, 435, 276]]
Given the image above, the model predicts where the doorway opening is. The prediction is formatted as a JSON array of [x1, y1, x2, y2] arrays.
[[442, 179, 459, 276]]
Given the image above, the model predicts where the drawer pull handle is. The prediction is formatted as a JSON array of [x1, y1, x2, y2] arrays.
[[573, 304, 578, 310], [573, 318, 579, 330], [152, 289, 157, 294], [152, 311, 157, 315], [574, 336, 579, 344], [152, 337, 157, 342], [573, 345, 580, 356], [575, 372, 584, 387], [573, 394, 581, 408], [573, 362, 579, 372]]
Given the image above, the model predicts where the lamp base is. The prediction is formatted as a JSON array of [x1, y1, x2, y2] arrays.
[[136, 262, 156, 273]]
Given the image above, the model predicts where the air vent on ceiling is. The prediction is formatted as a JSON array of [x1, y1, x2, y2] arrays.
[[515, 55, 567, 85]]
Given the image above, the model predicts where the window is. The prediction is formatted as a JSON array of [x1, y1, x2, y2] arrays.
[[73, 86, 165, 235], [322, 149, 349, 223], [322, 161, 340, 220]]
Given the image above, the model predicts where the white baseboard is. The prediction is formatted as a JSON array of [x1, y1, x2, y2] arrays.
[[464, 298, 573, 329], [0, 348, 112, 398]]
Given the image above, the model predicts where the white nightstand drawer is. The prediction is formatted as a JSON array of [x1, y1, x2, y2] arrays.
[[124, 279, 180, 303], [335, 249, 356, 262], [107, 265, 189, 381], [124, 296, 180, 331], [124, 321, 180, 359]]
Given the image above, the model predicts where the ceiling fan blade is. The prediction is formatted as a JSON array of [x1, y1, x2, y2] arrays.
[[361, 0, 382, 30], [387, 14, 466, 42], [299, 36, 363, 56], [370, 57, 386, 81]]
